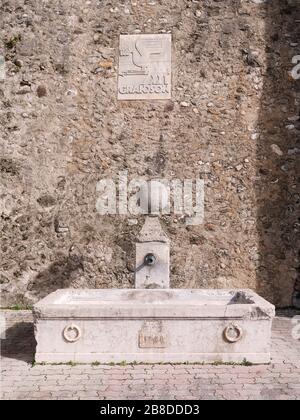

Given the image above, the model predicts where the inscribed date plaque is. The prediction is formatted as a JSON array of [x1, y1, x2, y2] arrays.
[[118, 34, 172, 100], [138, 321, 168, 348]]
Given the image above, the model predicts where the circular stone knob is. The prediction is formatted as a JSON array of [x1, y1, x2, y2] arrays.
[[63, 324, 81, 343], [224, 324, 243, 343]]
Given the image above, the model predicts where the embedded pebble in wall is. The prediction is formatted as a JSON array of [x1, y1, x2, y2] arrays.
[[288, 116, 299, 121], [288, 148, 300, 155], [271, 144, 283, 156], [251, 133, 260, 140], [37, 85, 47, 97], [252, 0, 267, 4], [286, 124, 295, 130]]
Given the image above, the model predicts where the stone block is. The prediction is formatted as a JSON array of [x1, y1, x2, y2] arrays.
[[34, 288, 275, 364]]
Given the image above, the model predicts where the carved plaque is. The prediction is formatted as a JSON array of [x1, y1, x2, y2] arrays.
[[138, 320, 168, 348], [118, 34, 172, 100]]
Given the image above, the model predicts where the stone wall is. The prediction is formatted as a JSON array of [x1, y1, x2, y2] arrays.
[[0, 0, 299, 307]]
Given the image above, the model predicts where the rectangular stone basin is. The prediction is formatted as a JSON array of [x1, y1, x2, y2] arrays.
[[33, 289, 275, 364]]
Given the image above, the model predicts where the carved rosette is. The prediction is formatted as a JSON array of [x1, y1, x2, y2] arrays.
[[223, 324, 243, 343], [63, 324, 81, 343]]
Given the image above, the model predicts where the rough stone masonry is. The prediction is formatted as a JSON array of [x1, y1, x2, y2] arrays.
[[0, 0, 299, 308]]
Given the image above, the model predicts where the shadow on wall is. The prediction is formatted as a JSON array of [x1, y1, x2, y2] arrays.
[[256, 0, 300, 307], [27, 255, 84, 299], [1, 322, 36, 363]]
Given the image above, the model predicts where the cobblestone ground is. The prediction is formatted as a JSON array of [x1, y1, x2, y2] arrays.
[[1, 310, 299, 400]]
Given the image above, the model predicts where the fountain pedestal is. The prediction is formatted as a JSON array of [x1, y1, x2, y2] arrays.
[[135, 217, 170, 289]]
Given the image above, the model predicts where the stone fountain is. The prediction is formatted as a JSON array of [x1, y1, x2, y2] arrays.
[[33, 32, 275, 364], [34, 215, 275, 364]]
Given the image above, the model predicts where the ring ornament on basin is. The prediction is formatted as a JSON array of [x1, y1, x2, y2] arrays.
[[223, 324, 243, 343], [63, 324, 81, 343]]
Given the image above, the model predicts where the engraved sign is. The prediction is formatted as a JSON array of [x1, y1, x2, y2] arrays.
[[118, 34, 172, 100], [138, 320, 168, 348]]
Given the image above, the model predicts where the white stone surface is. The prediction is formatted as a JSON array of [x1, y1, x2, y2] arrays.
[[118, 34, 172, 100], [135, 217, 170, 289], [0, 56, 5, 81], [34, 289, 275, 364], [135, 242, 170, 289]]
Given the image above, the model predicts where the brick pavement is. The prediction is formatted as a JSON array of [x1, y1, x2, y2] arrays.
[[1, 309, 299, 400]]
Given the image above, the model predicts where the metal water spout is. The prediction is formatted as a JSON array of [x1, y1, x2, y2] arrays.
[[135, 216, 170, 289]]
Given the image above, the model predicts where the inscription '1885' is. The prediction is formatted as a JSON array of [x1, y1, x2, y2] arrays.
[[118, 34, 172, 100]]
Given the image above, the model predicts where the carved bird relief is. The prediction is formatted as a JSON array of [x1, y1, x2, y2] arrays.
[[120, 38, 163, 76]]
